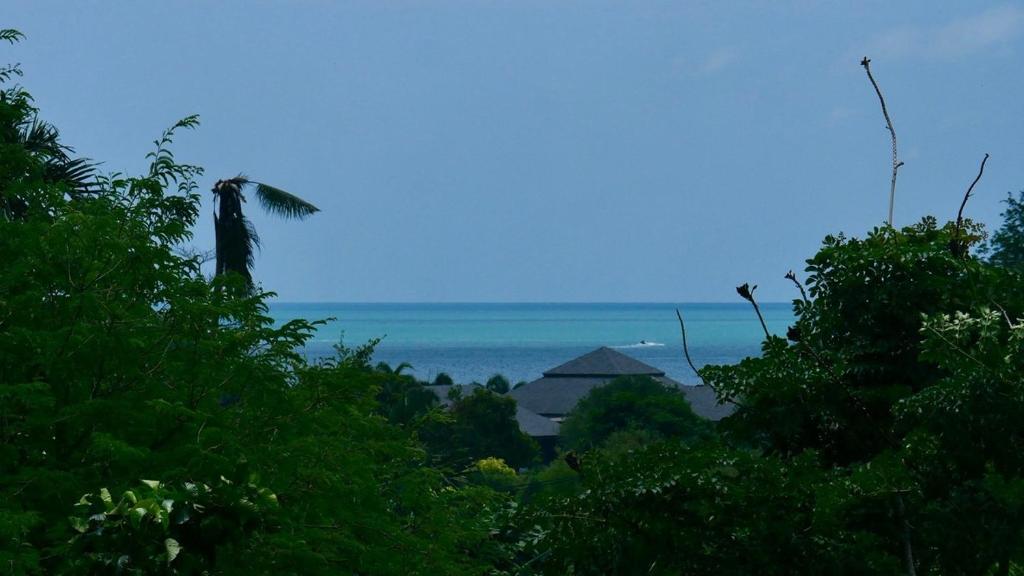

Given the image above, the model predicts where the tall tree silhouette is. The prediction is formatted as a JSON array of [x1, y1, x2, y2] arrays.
[[212, 176, 319, 285]]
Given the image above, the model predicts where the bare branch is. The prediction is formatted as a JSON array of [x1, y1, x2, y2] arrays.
[[675, 308, 709, 388], [951, 153, 989, 256], [784, 270, 809, 304], [736, 283, 771, 340], [861, 57, 902, 226], [957, 153, 990, 226], [989, 299, 1019, 330]]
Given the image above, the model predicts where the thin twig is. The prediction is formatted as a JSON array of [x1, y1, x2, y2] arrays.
[[989, 299, 1019, 329], [675, 308, 709, 388], [956, 154, 990, 228], [784, 270, 809, 304], [924, 324, 996, 376], [737, 283, 770, 340], [951, 153, 989, 256], [861, 57, 903, 226]]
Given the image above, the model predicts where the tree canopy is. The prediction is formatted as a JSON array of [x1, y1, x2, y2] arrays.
[[419, 388, 538, 470], [558, 375, 711, 452], [508, 219, 1024, 575], [988, 190, 1024, 269], [5, 26, 1024, 576], [0, 31, 502, 575]]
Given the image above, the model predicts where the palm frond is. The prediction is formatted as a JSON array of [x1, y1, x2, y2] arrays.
[[21, 116, 98, 194], [21, 117, 63, 157], [252, 182, 319, 219], [211, 174, 317, 288], [46, 157, 99, 194], [244, 217, 261, 269], [0, 29, 24, 44]]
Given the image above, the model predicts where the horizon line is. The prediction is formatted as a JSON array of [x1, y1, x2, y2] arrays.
[[267, 300, 795, 306]]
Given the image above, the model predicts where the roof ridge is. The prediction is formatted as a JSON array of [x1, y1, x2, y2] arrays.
[[542, 346, 664, 377]]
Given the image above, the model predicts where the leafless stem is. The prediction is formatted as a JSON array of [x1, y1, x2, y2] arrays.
[[989, 299, 1019, 329], [784, 270, 809, 304], [861, 57, 903, 226], [951, 153, 989, 256], [737, 283, 771, 340], [675, 308, 708, 388], [956, 154, 989, 227]]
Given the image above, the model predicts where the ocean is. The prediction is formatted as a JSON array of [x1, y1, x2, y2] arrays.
[[269, 302, 795, 385]]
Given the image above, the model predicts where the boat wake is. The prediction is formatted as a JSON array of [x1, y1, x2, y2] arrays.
[[613, 341, 665, 349]]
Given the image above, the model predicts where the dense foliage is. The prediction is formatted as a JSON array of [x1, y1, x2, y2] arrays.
[[558, 375, 710, 451], [0, 32, 504, 575], [5, 28, 1024, 576], [989, 190, 1024, 269], [508, 220, 1024, 575], [419, 389, 538, 470]]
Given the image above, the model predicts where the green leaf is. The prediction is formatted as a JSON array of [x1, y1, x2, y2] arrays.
[[129, 507, 147, 529], [164, 538, 182, 563], [69, 516, 89, 533]]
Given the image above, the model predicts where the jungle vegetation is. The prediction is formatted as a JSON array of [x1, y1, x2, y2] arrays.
[[3, 29, 1024, 575]]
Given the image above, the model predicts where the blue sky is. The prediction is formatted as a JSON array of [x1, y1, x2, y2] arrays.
[[8, 1, 1024, 302]]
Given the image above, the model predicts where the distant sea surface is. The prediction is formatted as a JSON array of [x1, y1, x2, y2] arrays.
[[269, 302, 795, 385]]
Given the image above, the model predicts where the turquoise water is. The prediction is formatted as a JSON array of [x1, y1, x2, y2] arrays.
[[270, 302, 795, 385]]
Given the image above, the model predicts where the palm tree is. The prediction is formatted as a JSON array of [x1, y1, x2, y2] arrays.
[[211, 176, 319, 285], [1, 115, 97, 220], [20, 116, 96, 193]]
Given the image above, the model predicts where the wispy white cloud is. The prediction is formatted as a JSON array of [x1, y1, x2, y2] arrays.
[[670, 47, 740, 76], [701, 47, 740, 73], [856, 4, 1024, 62]]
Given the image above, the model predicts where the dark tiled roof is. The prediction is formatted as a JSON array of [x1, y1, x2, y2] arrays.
[[509, 374, 734, 422], [509, 347, 737, 423], [677, 383, 736, 421], [509, 376, 610, 417], [655, 376, 736, 419], [543, 346, 665, 377], [515, 406, 561, 437]]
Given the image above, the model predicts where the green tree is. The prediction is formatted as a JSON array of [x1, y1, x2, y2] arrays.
[[485, 374, 510, 394], [376, 371, 439, 426], [906, 310, 1024, 575], [0, 34, 504, 574], [515, 220, 1024, 575], [702, 219, 1023, 575], [420, 389, 538, 469], [211, 176, 319, 286], [558, 375, 711, 452], [66, 478, 279, 574], [988, 190, 1024, 269], [507, 442, 895, 575]]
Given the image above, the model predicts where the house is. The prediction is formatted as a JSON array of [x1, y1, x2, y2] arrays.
[[509, 346, 735, 442]]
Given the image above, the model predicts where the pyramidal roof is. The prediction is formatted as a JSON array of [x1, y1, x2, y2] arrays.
[[543, 346, 664, 377]]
